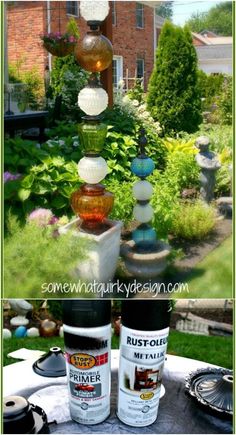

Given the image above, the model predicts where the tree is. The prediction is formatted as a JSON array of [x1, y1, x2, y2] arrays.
[[155, 2, 173, 19], [147, 22, 202, 134], [187, 2, 232, 36]]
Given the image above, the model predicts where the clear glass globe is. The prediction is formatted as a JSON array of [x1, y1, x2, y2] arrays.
[[78, 87, 108, 116], [78, 156, 108, 184], [133, 204, 154, 223], [80, 1, 110, 22], [132, 180, 153, 201]]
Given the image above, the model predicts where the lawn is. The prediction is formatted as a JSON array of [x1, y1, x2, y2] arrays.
[[3, 330, 232, 369], [184, 236, 233, 298]]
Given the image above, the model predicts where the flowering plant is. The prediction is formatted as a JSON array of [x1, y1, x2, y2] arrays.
[[40, 18, 80, 57], [40, 32, 78, 45]]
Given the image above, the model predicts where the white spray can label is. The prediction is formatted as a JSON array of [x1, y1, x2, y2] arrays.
[[64, 324, 111, 425], [117, 325, 169, 427]]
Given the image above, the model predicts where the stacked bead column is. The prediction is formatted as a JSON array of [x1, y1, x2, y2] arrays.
[[71, 1, 113, 233], [131, 128, 157, 251]]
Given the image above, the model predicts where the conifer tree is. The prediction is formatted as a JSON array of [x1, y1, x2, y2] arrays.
[[147, 21, 202, 134]]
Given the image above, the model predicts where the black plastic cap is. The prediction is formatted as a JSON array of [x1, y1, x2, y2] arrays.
[[62, 300, 111, 328], [3, 396, 49, 434], [33, 347, 66, 378], [121, 300, 172, 331]]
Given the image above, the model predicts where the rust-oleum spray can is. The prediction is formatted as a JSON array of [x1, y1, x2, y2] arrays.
[[117, 300, 171, 427], [62, 300, 111, 425]]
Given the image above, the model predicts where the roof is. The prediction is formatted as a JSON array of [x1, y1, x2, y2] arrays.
[[192, 32, 233, 46], [200, 30, 218, 37]]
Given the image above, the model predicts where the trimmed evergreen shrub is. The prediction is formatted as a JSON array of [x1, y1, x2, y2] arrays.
[[147, 21, 202, 134]]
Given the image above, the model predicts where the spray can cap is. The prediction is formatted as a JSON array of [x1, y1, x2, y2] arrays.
[[62, 300, 111, 327], [121, 300, 171, 331]]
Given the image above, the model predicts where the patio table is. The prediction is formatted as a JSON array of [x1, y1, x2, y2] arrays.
[[3, 351, 232, 434], [4, 111, 48, 143]]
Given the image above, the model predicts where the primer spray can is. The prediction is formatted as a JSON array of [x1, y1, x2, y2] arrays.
[[117, 300, 171, 427], [62, 300, 111, 425]]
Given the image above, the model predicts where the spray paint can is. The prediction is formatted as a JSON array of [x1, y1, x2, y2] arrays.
[[117, 300, 171, 427], [62, 300, 111, 425]]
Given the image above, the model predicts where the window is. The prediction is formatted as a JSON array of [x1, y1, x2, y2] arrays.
[[112, 2, 117, 26], [136, 58, 144, 80], [136, 3, 144, 28], [113, 56, 123, 90], [66, 1, 79, 16]]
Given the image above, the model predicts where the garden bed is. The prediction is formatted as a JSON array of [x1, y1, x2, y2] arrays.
[[172, 217, 232, 271]]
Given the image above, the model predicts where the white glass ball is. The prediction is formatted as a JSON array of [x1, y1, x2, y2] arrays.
[[26, 327, 40, 338], [80, 1, 110, 22], [78, 87, 108, 116], [133, 204, 154, 223], [78, 157, 108, 184], [3, 328, 11, 339], [132, 180, 153, 201]]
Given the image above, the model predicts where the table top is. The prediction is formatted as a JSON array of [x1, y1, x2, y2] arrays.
[[3, 351, 232, 434], [4, 111, 48, 120]]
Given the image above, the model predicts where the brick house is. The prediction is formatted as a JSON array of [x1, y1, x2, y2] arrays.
[[6, 1, 164, 91], [192, 31, 232, 75]]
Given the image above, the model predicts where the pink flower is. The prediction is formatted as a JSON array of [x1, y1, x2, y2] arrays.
[[28, 208, 54, 227], [49, 215, 59, 225], [69, 35, 76, 43]]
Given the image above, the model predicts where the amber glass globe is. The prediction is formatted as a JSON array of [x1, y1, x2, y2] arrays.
[[75, 31, 113, 72], [78, 120, 107, 155], [71, 184, 114, 230]]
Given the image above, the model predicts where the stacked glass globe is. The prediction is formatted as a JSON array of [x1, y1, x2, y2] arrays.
[[131, 129, 157, 251], [71, 1, 114, 232]]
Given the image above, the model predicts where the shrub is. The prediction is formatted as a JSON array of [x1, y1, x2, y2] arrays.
[[164, 152, 200, 194], [9, 59, 44, 109], [150, 172, 179, 238], [4, 136, 83, 221], [127, 79, 144, 103], [218, 76, 232, 125], [162, 137, 197, 155], [4, 215, 88, 298], [105, 179, 134, 226], [215, 165, 232, 197], [170, 200, 216, 240], [180, 124, 233, 153], [197, 70, 224, 111], [49, 54, 89, 120], [147, 21, 202, 134]]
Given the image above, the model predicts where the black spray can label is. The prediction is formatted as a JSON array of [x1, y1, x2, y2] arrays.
[[117, 325, 169, 427], [64, 324, 111, 425]]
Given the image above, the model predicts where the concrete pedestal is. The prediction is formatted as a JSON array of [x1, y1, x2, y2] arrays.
[[59, 218, 122, 283], [121, 240, 171, 279]]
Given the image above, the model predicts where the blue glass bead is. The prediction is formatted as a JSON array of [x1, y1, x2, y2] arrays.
[[14, 326, 27, 338], [132, 224, 157, 244], [131, 157, 155, 178]]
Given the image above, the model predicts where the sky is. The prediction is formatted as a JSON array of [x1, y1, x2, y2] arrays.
[[172, 0, 228, 25]]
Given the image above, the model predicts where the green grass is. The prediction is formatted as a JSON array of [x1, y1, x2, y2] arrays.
[[3, 331, 232, 369], [184, 236, 232, 298]]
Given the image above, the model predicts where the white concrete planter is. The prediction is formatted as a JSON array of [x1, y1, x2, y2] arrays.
[[59, 218, 122, 283]]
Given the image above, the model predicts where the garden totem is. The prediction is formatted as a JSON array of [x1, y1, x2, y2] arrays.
[[121, 129, 171, 279], [71, 1, 113, 233]]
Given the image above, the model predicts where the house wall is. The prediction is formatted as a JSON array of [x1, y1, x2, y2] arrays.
[[7, 1, 48, 77], [7, 1, 155, 90], [198, 59, 232, 75], [112, 2, 154, 89]]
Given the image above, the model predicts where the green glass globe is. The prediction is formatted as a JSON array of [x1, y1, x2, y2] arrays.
[[78, 120, 107, 155]]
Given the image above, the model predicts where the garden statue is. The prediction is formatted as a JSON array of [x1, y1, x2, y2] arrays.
[[195, 136, 221, 203], [9, 299, 33, 326]]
